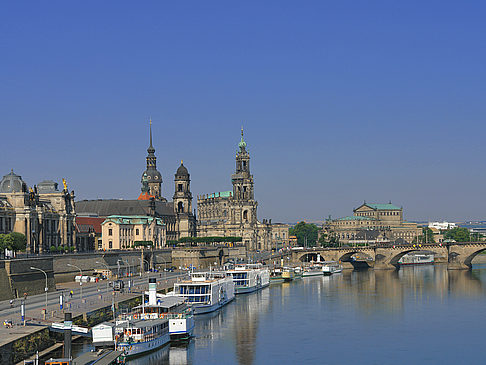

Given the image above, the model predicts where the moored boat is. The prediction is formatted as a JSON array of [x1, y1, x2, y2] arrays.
[[226, 263, 270, 294], [282, 267, 295, 282], [398, 253, 434, 265], [173, 271, 235, 315], [302, 265, 324, 277], [322, 261, 343, 276]]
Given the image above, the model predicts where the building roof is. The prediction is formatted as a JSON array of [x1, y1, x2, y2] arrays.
[[102, 215, 165, 226], [76, 199, 175, 217], [336, 216, 374, 221], [75, 217, 105, 234], [365, 203, 401, 210], [176, 162, 189, 177], [0, 169, 26, 193], [207, 191, 232, 199]]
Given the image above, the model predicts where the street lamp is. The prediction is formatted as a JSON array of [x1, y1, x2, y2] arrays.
[[30, 267, 48, 319], [67, 263, 83, 302], [95, 261, 110, 298]]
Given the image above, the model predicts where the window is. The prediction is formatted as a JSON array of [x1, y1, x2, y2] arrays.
[[243, 210, 248, 221], [178, 184, 183, 192], [136, 228, 139, 235], [109, 241, 113, 249], [108, 229, 113, 236]]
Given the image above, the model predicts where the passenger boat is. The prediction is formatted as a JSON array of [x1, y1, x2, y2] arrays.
[[226, 263, 270, 294], [302, 265, 324, 277], [115, 317, 170, 360], [173, 271, 235, 315], [282, 267, 295, 282], [270, 268, 284, 283], [398, 253, 434, 265], [322, 261, 343, 276], [293, 266, 303, 279]]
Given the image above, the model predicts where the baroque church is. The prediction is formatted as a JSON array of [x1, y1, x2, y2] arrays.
[[76, 121, 197, 243], [197, 129, 274, 251]]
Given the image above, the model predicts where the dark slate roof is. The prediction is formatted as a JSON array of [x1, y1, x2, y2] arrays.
[[75, 200, 175, 218], [176, 163, 189, 177]]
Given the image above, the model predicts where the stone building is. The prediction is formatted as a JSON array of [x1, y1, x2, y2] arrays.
[[76, 121, 197, 248], [322, 202, 421, 245], [0, 170, 76, 253], [197, 129, 284, 251], [101, 215, 166, 250]]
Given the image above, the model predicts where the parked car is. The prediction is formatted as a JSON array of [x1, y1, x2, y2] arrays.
[[113, 280, 125, 292]]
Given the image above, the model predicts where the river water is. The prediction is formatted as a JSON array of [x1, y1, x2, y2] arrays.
[[123, 263, 486, 365]]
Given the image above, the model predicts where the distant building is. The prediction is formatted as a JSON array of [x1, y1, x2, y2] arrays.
[[0, 170, 75, 253], [197, 129, 283, 251], [76, 121, 196, 245], [101, 215, 166, 250], [428, 221, 457, 231], [323, 202, 421, 245]]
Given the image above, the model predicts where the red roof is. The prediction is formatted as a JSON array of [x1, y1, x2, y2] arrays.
[[75, 217, 105, 234], [138, 192, 155, 201]]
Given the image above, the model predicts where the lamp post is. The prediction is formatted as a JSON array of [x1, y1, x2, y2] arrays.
[[95, 261, 110, 298], [30, 267, 48, 319], [67, 263, 83, 302]]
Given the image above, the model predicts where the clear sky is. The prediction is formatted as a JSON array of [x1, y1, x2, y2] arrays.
[[1, 1, 485, 223]]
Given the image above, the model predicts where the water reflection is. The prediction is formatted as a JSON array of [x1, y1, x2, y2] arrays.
[[123, 265, 486, 364]]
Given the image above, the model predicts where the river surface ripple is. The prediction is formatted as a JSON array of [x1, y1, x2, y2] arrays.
[[127, 264, 486, 365]]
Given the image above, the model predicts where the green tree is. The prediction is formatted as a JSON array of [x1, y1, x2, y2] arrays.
[[444, 227, 470, 242], [289, 222, 319, 247], [412, 227, 436, 244], [9, 232, 26, 251]]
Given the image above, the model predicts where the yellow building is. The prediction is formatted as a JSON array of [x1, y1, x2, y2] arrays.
[[101, 215, 166, 250]]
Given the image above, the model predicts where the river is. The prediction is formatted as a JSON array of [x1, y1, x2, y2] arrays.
[[120, 263, 486, 365]]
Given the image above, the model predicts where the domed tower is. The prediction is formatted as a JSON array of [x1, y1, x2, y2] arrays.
[[142, 120, 163, 200], [173, 161, 196, 237], [232, 127, 254, 201]]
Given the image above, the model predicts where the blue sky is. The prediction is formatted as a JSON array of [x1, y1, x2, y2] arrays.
[[1, 1, 485, 222]]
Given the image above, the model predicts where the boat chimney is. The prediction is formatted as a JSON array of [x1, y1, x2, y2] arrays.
[[63, 312, 72, 360], [148, 278, 157, 306]]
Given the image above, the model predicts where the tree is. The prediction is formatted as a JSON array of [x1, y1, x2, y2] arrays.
[[412, 227, 436, 244], [444, 227, 470, 242], [289, 222, 319, 247], [9, 232, 26, 252]]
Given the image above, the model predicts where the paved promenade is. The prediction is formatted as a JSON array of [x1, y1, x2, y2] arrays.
[[0, 271, 188, 348]]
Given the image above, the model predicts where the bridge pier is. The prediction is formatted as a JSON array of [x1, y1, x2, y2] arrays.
[[447, 262, 471, 270]]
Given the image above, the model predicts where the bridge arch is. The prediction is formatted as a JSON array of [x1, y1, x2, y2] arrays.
[[338, 251, 373, 269], [388, 249, 439, 267], [463, 247, 486, 267]]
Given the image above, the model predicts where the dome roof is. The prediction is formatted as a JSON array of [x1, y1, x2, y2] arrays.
[[176, 162, 189, 177], [142, 168, 162, 183], [0, 169, 26, 193]]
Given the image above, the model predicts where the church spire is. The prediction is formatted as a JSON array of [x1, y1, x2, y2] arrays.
[[147, 118, 155, 154], [238, 126, 247, 151]]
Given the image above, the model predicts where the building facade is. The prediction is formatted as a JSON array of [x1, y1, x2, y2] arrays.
[[101, 215, 166, 250], [197, 129, 283, 251], [0, 170, 76, 253], [322, 202, 421, 245]]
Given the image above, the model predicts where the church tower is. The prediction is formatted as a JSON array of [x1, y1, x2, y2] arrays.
[[232, 128, 255, 201], [231, 128, 257, 225], [142, 120, 164, 200], [173, 161, 196, 237]]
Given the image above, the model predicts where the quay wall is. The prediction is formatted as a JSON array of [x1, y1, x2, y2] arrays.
[[0, 247, 245, 300]]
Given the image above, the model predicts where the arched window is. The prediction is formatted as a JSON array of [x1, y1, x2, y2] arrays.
[[243, 210, 248, 221], [178, 202, 184, 213]]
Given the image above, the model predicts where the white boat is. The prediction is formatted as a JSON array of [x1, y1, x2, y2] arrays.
[[322, 261, 343, 276], [131, 278, 195, 341], [398, 253, 434, 265], [302, 265, 323, 277], [115, 318, 170, 360], [173, 271, 235, 315], [226, 263, 270, 294]]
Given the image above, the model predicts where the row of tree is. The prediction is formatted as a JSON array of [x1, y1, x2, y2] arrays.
[[0, 232, 27, 252]]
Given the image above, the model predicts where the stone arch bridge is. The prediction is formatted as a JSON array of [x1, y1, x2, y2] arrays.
[[289, 243, 486, 270]]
